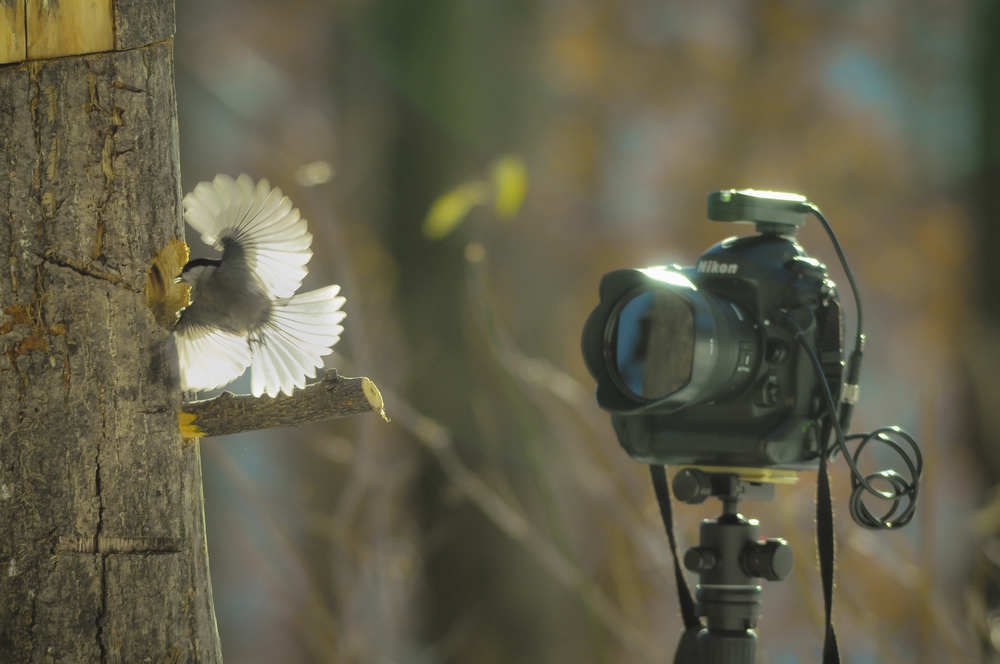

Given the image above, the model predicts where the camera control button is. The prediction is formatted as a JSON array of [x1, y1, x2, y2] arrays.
[[765, 339, 789, 363], [759, 375, 780, 407], [737, 342, 754, 372], [786, 256, 827, 280]]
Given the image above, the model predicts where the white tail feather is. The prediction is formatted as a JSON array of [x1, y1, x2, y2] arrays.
[[249, 285, 346, 397]]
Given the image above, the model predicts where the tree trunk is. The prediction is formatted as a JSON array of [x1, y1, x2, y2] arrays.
[[0, 2, 222, 662]]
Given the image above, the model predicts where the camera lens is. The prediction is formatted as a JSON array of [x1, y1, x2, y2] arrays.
[[612, 290, 694, 400], [604, 279, 758, 410]]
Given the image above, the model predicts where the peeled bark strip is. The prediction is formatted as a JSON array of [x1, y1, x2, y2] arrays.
[[180, 370, 387, 438], [0, 41, 222, 664]]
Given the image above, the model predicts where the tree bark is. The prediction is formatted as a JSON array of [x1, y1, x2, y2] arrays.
[[0, 4, 222, 662]]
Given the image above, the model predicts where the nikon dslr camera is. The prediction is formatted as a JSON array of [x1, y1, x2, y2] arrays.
[[581, 190, 847, 470]]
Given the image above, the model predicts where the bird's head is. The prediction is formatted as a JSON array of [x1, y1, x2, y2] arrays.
[[176, 258, 221, 290]]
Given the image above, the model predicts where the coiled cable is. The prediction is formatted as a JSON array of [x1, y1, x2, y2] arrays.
[[780, 311, 923, 529], [844, 427, 921, 529]]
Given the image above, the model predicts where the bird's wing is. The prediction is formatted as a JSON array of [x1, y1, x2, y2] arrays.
[[247, 285, 346, 397], [174, 320, 252, 392], [182, 174, 313, 299]]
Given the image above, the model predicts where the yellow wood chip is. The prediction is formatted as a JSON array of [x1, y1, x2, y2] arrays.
[[146, 238, 191, 329], [178, 411, 204, 438]]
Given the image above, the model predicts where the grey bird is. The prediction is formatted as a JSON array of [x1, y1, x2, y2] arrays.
[[174, 174, 345, 397]]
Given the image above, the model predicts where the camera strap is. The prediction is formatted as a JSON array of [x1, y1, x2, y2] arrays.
[[816, 421, 842, 664], [649, 465, 701, 661]]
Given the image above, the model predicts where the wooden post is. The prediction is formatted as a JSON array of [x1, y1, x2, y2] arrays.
[[0, 1, 223, 662]]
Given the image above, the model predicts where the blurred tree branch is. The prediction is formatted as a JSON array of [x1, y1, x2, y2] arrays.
[[387, 393, 665, 661]]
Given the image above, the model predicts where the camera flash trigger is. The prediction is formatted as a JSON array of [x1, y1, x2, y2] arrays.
[[708, 189, 810, 234]]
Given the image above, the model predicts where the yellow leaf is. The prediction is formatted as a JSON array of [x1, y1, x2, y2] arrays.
[[423, 181, 490, 239], [491, 154, 527, 218]]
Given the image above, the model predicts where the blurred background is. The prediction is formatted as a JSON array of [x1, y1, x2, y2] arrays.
[[174, 0, 1000, 661]]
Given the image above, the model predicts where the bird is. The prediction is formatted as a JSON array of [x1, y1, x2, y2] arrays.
[[173, 173, 346, 398]]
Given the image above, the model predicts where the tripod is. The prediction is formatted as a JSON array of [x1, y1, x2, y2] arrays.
[[671, 469, 793, 664]]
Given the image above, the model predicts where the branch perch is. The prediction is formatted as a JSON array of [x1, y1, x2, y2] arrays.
[[180, 369, 387, 438]]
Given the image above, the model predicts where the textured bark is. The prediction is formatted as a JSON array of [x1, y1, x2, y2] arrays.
[[181, 370, 386, 439], [114, 0, 175, 51], [0, 40, 221, 664]]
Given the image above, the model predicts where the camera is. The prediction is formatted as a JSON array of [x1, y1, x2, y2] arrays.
[[581, 190, 847, 470], [583, 191, 922, 662]]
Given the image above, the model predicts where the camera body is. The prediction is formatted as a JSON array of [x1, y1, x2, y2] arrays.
[[581, 191, 845, 470]]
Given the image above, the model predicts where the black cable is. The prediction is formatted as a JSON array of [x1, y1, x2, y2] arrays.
[[845, 427, 921, 529], [798, 201, 921, 528], [804, 203, 867, 433], [804, 203, 862, 352], [778, 311, 922, 529]]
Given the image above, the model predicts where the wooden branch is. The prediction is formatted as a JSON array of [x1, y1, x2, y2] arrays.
[[179, 369, 387, 438]]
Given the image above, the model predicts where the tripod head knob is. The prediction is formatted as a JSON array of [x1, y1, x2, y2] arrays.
[[683, 546, 718, 573], [741, 538, 793, 581], [673, 468, 714, 504], [672, 468, 778, 506]]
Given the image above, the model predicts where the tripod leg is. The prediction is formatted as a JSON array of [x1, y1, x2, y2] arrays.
[[672, 626, 700, 664], [697, 629, 756, 664]]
